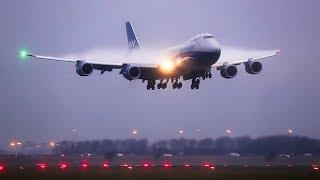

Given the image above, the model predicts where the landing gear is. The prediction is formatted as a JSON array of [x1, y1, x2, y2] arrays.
[[202, 72, 212, 80], [191, 78, 200, 90], [172, 77, 182, 89], [147, 80, 155, 90], [157, 78, 168, 89]]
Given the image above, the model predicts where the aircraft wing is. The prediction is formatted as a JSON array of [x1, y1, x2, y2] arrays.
[[212, 49, 280, 68], [19, 52, 158, 71]]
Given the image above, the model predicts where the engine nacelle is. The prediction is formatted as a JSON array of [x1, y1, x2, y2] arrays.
[[76, 61, 94, 76], [244, 61, 262, 74], [122, 65, 141, 80], [220, 65, 238, 79]]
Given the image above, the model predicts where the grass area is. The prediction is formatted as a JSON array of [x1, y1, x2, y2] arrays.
[[0, 166, 319, 180]]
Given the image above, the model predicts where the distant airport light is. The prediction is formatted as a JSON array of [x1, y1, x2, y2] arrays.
[[0, 164, 4, 171], [288, 129, 293, 134], [178, 130, 184, 135], [17, 142, 22, 145], [132, 130, 138, 135], [312, 165, 319, 171], [128, 166, 133, 170], [210, 166, 215, 170], [226, 129, 232, 135], [50, 142, 55, 147], [204, 164, 211, 168], [19, 166, 24, 170], [10, 142, 15, 146], [184, 163, 190, 167]]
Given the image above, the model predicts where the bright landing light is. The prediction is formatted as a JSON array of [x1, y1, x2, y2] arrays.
[[159, 60, 175, 73]]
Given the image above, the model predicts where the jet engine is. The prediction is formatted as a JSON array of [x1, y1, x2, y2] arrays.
[[76, 61, 94, 76], [220, 65, 238, 79], [123, 65, 141, 80], [244, 61, 262, 74]]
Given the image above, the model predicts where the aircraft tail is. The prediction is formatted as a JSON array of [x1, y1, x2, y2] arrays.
[[126, 21, 140, 50]]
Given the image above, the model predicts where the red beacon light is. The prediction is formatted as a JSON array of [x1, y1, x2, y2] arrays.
[[184, 163, 190, 167], [143, 163, 150, 168], [312, 165, 319, 171]]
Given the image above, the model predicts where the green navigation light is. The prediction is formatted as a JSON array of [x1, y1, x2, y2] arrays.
[[18, 49, 29, 59]]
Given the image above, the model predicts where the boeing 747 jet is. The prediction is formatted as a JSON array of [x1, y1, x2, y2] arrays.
[[18, 22, 280, 90]]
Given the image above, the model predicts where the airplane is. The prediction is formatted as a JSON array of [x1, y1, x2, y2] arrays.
[[18, 21, 280, 90]]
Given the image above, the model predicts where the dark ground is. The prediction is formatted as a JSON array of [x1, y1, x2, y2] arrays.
[[0, 155, 319, 179], [0, 166, 319, 180]]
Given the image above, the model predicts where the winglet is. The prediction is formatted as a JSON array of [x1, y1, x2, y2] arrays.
[[125, 21, 140, 50]]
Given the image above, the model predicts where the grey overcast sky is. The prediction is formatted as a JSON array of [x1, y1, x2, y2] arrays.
[[1, 0, 320, 149]]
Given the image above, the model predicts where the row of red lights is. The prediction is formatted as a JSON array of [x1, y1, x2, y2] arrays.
[[1, 163, 318, 171]]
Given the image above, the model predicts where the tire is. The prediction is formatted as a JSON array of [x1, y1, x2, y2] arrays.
[[163, 83, 167, 89], [157, 84, 161, 89], [196, 79, 200, 84], [196, 84, 199, 89]]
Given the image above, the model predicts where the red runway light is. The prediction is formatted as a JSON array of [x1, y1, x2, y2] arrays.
[[59, 163, 68, 170], [184, 163, 190, 167], [143, 163, 149, 168], [163, 163, 172, 168], [102, 163, 109, 168], [0, 165, 4, 171], [204, 163, 211, 168], [312, 165, 319, 170], [37, 163, 47, 170], [210, 166, 215, 170], [82, 164, 88, 168]]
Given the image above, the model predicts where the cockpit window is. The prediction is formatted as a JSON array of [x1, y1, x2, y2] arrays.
[[203, 35, 214, 39]]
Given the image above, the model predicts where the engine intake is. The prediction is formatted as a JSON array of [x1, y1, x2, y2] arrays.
[[123, 65, 141, 80], [220, 65, 238, 79], [76, 61, 93, 76], [245, 61, 262, 74]]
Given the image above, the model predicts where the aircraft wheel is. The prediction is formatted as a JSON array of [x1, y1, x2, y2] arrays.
[[157, 83, 162, 89], [191, 84, 194, 90], [173, 83, 176, 89], [178, 82, 182, 89], [163, 83, 167, 89], [196, 84, 199, 89], [209, 73, 212, 78], [147, 85, 150, 90], [196, 79, 200, 85]]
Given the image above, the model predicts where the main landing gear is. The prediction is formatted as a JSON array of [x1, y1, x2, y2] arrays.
[[146, 78, 182, 90], [147, 80, 156, 90], [172, 77, 182, 89], [191, 78, 200, 90]]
